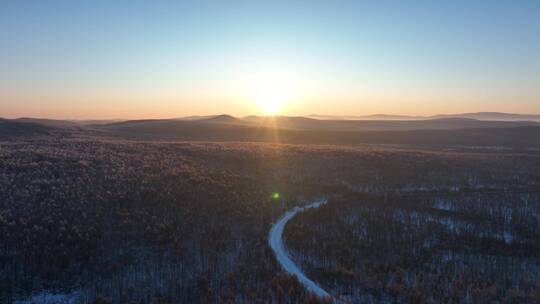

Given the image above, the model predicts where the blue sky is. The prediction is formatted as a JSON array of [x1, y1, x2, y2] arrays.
[[1, 1, 539, 118]]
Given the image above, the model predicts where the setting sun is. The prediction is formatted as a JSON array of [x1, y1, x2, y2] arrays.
[[241, 66, 295, 116], [257, 90, 287, 115]]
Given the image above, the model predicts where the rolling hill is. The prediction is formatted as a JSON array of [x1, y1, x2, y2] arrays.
[[94, 118, 540, 147], [5, 114, 540, 147], [174, 115, 540, 131], [0, 118, 54, 138], [310, 112, 540, 121], [241, 116, 540, 131]]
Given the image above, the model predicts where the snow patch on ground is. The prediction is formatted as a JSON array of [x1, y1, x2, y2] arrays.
[[433, 199, 453, 211], [15, 291, 80, 304]]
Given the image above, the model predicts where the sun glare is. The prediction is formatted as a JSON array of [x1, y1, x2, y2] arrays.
[[258, 90, 287, 115], [233, 65, 297, 116]]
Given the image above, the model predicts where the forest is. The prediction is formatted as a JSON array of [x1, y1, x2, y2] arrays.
[[1, 132, 540, 303], [286, 192, 540, 303]]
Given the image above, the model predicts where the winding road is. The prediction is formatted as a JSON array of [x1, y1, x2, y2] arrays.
[[268, 200, 332, 299]]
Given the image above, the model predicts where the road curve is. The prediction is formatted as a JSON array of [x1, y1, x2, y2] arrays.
[[269, 200, 332, 298]]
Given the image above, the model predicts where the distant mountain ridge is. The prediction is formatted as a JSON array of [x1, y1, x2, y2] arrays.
[[7, 113, 540, 133], [95, 120, 540, 148], [431, 112, 540, 121], [309, 114, 425, 120], [99, 116, 540, 133], [3, 115, 540, 148], [309, 112, 540, 121]]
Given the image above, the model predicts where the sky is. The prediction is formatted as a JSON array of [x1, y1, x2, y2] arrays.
[[1, 0, 539, 119]]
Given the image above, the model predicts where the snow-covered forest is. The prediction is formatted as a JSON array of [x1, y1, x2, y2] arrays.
[[2, 135, 540, 303]]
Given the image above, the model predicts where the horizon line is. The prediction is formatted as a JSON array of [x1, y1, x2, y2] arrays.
[[3, 111, 540, 121]]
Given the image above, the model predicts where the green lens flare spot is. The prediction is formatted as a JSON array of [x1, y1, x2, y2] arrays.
[[272, 192, 280, 199]]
